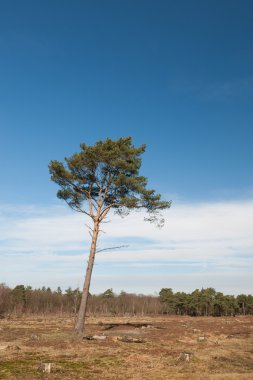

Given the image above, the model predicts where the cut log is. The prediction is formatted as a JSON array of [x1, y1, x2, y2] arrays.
[[83, 335, 107, 341], [102, 322, 154, 330], [5, 345, 21, 351], [117, 336, 145, 343]]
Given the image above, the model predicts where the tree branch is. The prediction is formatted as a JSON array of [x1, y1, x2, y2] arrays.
[[96, 245, 129, 253], [99, 202, 120, 221]]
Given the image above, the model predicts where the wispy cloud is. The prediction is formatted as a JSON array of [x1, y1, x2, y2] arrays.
[[0, 199, 252, 294]]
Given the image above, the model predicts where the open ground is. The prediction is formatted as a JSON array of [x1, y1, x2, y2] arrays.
[[0, 315, 253, 379]]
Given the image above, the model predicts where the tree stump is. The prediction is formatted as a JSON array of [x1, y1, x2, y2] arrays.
[[198, 336, 207, 342], [38, 363, 52, 373], [178, 352, 192, 362], [30, 334, 39, 341]]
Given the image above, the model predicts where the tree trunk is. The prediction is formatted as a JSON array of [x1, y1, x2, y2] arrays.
[[74, 220, 99, 335]]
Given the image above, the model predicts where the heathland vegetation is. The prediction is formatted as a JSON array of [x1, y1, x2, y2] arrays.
[[1, 284, 252, 317]]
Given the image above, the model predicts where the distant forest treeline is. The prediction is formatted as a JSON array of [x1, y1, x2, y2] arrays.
[[0, 284, 252, 317]]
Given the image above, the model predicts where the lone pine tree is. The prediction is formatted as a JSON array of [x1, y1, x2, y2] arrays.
[[49, 137, 170, 334]]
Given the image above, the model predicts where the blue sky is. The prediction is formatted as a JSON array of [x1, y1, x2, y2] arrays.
[[0, 1, 253, 294]]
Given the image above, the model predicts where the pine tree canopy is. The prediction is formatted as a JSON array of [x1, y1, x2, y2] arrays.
[[49, 137, 170, 225]]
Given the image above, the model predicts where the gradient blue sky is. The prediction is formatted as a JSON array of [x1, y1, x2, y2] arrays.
[[0, 1, 252, 294]]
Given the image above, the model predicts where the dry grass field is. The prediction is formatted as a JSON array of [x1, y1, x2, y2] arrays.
[[0, 315, 253, 379]]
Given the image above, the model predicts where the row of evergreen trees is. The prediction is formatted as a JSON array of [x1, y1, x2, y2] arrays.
[[159, 288, 253, 316], [0, 283, 252, 316]]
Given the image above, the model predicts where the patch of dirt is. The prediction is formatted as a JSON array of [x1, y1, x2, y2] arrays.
[[0, 315, 253, 379]]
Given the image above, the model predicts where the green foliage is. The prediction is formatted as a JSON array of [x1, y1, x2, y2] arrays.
[[159, 288, 173, 303], [49, 137, 170, 226], [0, 284, 11, 314], [159, 288, 174, 313], [0, 285, 253, 316], [159, 287, 248, 316], [11, 285, 27, 310], [102, 288, 114, 298], [56, 286, 62, 294]]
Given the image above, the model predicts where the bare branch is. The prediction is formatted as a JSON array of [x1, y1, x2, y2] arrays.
[[97, 182, 104, 206], [92, 200, 98, 211], [84, 224, 93, 232], [99, 202, 120, 221], [65, 201, 90, 217], [102, 185, 109, 204], [88, 196, 94, 218], [96, 245, 129, 253]]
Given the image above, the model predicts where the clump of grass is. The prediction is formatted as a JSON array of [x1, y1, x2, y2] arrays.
[[40, 331, 73, 341], [55, 360, 91, 372], [209, 354, 253, 373], [0, 359, 37, 379]]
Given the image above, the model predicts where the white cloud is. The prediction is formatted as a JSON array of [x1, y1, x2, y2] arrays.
[[0, 199, 252, 294]]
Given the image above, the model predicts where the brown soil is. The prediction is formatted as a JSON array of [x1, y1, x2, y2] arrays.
[[0, 315, 253, 379]]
